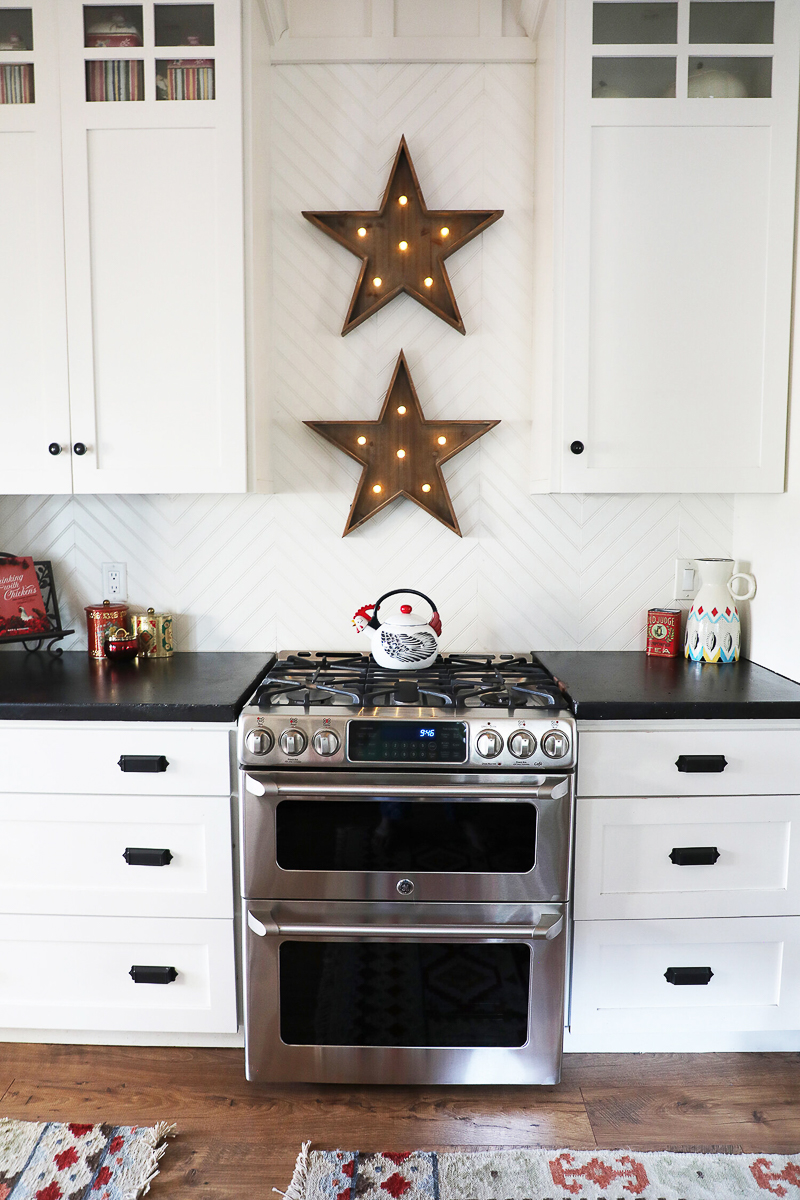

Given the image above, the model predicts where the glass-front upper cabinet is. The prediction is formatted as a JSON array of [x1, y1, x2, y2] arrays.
[[592, 0, 775, 98], [81, 0, 215, 100], [543, 0, 800, 496], [0, 7, 34, 102]]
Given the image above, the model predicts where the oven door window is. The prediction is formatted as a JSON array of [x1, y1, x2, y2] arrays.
[[279, 940, 530, 1047], [276, 800, 536, 873]]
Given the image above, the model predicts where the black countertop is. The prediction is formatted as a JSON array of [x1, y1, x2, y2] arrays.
[[4, 647, 798, 723], [0, 651, 274, 721], [535, 651, 800, 720]]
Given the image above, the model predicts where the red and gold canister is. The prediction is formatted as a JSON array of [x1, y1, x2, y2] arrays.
[[85, 600, 129, 660], [130, 607, 174, 658], [646, 608, 681, 657]]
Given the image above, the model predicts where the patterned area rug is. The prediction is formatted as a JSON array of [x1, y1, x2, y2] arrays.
[[281, 1145, 800, 1200], [0, 1119, 174, 1200]]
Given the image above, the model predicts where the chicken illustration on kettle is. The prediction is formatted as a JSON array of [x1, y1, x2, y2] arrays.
[[353, 589, 442, 669]]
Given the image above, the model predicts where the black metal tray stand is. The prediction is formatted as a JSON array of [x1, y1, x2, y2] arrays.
[[0, 555, 74, 655]]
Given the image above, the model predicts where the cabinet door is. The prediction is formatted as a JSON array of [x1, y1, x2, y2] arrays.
[[557, 0, 800, 493], [0, 792, 234, 917], [0, 913, 237, 1031], [570, 915, 800, 1048], [0, 0, 72, 493], [58, 0, 246, 493], [575, 793, 800, 920]]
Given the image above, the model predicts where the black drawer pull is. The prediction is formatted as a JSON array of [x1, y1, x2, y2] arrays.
[[123, 847, 173, 867], [665, 966, 714, 986], [676, 754, 727, 773], [129, 965, 178, 985], [118, 755, 169, 773], [669, 846, 720, 866]]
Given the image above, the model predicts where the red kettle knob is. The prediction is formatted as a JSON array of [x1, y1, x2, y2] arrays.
[[400, 604, 412, 613]]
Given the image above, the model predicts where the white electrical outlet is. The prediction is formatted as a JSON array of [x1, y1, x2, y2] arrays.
[[101, 561, 127, 602], [674, 558, 697, 601]]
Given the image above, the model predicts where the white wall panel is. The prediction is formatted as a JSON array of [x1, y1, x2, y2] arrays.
[[0, 62, 734, 653]]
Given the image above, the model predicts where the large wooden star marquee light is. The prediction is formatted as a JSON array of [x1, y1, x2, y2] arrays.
[[303, 136, 503, 335], [306, 352, 498, 536]]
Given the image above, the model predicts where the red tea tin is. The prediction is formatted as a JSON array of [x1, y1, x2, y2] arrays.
[[85, 600, 129, 660], [646, 608, 681, 657]]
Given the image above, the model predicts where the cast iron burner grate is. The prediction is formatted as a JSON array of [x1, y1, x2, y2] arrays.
[[254, 652, 564, 711]]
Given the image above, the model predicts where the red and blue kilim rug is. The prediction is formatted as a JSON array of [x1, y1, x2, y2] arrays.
[[280, 1144, 800, 1200], [0, 1119, 174, 1200]]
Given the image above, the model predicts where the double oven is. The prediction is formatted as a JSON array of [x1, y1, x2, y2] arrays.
[[238, 653, 576, 1085]]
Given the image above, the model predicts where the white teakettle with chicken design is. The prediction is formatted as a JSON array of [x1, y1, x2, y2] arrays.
[[353, 589, 442, 669]]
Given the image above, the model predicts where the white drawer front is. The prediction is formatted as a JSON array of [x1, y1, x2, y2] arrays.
[[578, 728, 800, 797], [0, 914, 236, 1032], [571, 916, 800, 1037], [575, 794, 800, 919], [0, 794, 233, 918], [0, 724, 232, 795]]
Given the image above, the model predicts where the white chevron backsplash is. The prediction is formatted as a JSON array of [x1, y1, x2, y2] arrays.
[[0, 63, 734, 655]]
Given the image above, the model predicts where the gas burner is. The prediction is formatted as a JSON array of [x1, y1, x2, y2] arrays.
[[253, 652, 566, 712]]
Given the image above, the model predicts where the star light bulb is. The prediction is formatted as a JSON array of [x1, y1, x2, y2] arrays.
[[440, 226, 449, 237], [373, 277, 382, 287], [398, 240, 408, 251], [396, 449, 406, 459], [437, 436, 447, 445], [357, 227, 367, 237], [398, 195, 408, 206], [423, 277, 433, 287], [372, 484, 382, 493], [357, 436, 367, 445], [422, 484, 431, 492], [397, 406, 406, 414]]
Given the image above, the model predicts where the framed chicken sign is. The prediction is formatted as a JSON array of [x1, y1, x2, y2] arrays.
[[0, 554, 51, 641]]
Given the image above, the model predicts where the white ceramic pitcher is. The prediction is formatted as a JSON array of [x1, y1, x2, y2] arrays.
[[684, 558, 756, 663]]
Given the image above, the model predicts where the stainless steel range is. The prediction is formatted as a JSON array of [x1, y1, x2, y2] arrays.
[[238, 652, 576, 1086]]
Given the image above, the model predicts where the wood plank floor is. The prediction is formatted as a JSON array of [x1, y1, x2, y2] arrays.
[[1, 1046, 799, 1199]]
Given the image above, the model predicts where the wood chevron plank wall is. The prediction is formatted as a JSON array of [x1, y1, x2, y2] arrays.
[[0, 63, 733, 653]]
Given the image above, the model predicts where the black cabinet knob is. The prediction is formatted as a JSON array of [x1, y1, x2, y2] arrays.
[[570, 440, 585, 455], [118, 755, 169, 773], [676, 754, 727, 773], [129, 965, 178, 985], [124, 847, 173, 866], [48, 443, 62, 456], [73, 442, 87, 456], [665, 966, 714, 986], [670, 846, 720, 866]]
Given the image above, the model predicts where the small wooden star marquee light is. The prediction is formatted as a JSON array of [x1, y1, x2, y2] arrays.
[[306, 351, 498, 537], [303, 137, 503, 335]]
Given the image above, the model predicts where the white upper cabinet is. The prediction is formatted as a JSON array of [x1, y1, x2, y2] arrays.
[[0, 0, 72, 493], [0, 0, 246, 495], [532, 0, 800, 494]]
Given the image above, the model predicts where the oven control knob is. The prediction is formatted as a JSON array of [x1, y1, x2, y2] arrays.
[[245, 728, 274, 756], [508, 730, 537, 759], [279, 728, 307, 756], [475, 729, 504, 759], [542, 729, 570, 759], [312, 729, 340, 757]]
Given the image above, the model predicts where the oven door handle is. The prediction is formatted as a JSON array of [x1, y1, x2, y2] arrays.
[[248, 911, 564, 941], [260, 783, 564, 798]]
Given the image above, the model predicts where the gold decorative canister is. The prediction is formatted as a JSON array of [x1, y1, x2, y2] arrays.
[[130, 607, 174, 658], [85, 600, 129, 659]]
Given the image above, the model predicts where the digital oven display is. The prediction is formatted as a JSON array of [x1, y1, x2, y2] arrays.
[[348, 721, 468, 763]]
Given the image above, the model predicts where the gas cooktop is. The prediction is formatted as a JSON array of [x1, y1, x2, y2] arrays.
[[239, 653, 575, 771], [252, 651, 568, 711]]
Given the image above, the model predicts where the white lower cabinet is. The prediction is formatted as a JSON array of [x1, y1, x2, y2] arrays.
[[569, 720, 800, 1052], [0, 793, 234, 918], [568, 917, 800, 1048], [0, 914, 236, 1033], [575, 793, 800, 920], [0, 719, 239, 1044]]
